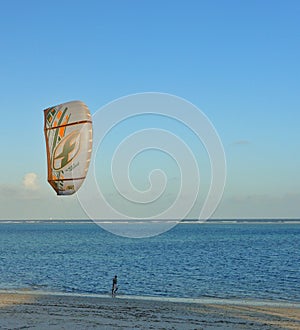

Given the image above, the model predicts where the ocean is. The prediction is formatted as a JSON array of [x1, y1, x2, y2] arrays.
[[0, 221, 299, 303]]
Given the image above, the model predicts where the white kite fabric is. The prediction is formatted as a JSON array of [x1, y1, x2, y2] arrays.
[[44, 101, 93, 195]]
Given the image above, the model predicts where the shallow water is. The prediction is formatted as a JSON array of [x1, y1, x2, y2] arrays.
[[0, 222, 299, 302]]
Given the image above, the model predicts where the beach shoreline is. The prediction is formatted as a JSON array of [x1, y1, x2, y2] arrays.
[[0, 291, 299, 329]]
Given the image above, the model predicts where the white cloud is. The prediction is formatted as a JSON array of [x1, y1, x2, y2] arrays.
[[22, 173, 39, 190]]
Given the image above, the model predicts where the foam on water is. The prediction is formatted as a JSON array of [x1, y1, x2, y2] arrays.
[[1, 289, 299, 308]]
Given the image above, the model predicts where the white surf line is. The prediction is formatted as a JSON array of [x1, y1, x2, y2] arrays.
[[1, 289, 299, 308]]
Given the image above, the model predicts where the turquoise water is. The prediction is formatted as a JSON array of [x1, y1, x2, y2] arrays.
[[0, 222, 299, 302]]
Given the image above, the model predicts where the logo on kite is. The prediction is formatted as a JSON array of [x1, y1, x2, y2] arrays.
[[52, 130, 81, 171], [44, 101, 93, 196]]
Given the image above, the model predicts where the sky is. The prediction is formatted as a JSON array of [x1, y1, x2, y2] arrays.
[[0, 0, 299, 220]]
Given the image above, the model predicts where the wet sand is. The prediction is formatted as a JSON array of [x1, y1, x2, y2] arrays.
[[0, 292, 299, 329]]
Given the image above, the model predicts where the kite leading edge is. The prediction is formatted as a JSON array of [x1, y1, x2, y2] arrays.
[[44, 100, 93, 195]]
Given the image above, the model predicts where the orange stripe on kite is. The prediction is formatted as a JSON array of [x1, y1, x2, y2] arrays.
[[58, 115, 70, 137], [59, 126, 66, 138]]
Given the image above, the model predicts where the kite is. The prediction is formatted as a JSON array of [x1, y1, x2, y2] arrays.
[[44, 100, 93, 195]]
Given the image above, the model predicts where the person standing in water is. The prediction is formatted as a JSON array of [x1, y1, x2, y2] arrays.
[[112, 275, 118, 297]]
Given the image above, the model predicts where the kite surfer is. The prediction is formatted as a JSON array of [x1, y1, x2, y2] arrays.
[[112, 275, 118, 297]]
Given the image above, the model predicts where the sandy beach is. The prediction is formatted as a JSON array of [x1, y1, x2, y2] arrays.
[[0, 292, 299, 329]]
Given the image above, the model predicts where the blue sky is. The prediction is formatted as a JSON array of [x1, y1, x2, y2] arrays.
[[0, 0, 299, 220]]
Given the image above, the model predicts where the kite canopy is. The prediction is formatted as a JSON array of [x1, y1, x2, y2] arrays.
[[44, 100, 93, 195]]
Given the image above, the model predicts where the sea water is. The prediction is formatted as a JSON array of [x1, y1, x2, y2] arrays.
[[0, 221, 299, 303]]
